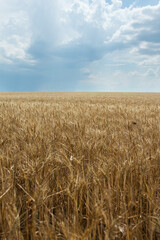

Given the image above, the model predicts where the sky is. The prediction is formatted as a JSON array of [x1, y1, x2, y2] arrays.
[[0, 0, 160, 92]]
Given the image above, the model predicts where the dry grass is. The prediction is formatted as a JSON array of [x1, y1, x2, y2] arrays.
[[0, 92, 160, 240]]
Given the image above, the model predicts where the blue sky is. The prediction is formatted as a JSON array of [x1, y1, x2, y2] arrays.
[[0, 0, 160, 92]]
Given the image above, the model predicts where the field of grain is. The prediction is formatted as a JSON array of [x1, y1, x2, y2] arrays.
[[0, 92, 160, 240]]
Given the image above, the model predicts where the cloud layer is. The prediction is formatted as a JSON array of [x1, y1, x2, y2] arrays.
[[0, 0, 160, 91]]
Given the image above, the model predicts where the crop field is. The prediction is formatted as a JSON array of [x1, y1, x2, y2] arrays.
[[0, 92, 160, 240]]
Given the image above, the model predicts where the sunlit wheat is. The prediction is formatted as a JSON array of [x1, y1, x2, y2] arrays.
[[0, 92, 160, 240]]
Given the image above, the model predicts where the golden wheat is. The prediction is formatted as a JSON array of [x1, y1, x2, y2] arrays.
[[0, 92, 160, 240]]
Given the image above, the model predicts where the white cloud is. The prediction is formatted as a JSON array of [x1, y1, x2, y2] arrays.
[[0, 0, 160, 91], [1, 0, 159, 61], [0, 1, 34, 64], [139, 55, 160, 67], [106, 3, 160, 53]]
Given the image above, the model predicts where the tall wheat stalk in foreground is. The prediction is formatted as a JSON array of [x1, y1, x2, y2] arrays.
[[0, 92, 160, 240]]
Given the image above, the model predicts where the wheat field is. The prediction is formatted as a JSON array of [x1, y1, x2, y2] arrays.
[[0, 92, 160, 240]]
